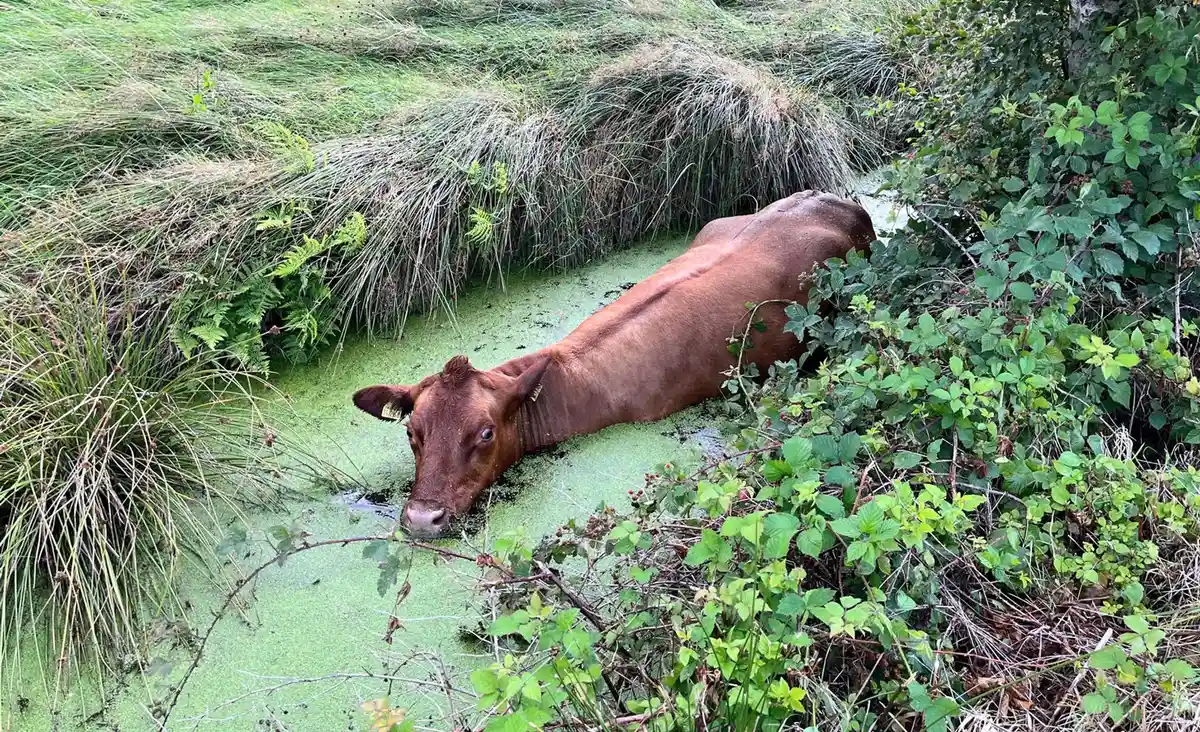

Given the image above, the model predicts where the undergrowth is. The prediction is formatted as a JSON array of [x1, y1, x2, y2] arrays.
[[9, 26, 917, 367], [0, 0, 928, 707]]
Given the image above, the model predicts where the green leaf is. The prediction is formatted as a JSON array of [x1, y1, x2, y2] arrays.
[[1082, 692, 1107, 714], [1091, 644, 1125, 670], [1027, 154, 1044, 183], [1096, 100, 1120, 124], [362, 540, 391, 562], [830, 517, 861, 539], [949, 356, 964, 376], [1001, 176, 1024, 192], [825, 465, 856, 488], [907, 682, 932, 712], [1123, 614, 1151, 635], [805, 588, 835, 609], [976, 273, 1007, 301], [783, 436, 813, 467], [272, 235, 328, 278], [1164, 659, 1196, 681], [1108, 380, 1131, 408], [1051, 484, 1071, 504], [1009, 282, 1036, 302], [796, 527, 826, 558], [488, 612, 525, 637], [815, 494, 845, 518], [763, 513, 801, 559], [776, 593, 804, 617], [471, 668, 500, 695], [188, 323, 228, 349], [1090, 196, 1132, 215], [846, 541, 870, 563], [1092, 248, 1124, 276], [926, 697, 961, 732], [684, 529, 732, 567], [1123, 582, 1144, 607], [839, 432, 863, 463], [1131, 230, 1160, 256], [892, 451, 921, 470]]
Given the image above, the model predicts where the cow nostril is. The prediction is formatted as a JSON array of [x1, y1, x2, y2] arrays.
[[402, 502, 449, 536]]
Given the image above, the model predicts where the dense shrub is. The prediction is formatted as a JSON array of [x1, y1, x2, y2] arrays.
[[449, 2, 1200, 731]]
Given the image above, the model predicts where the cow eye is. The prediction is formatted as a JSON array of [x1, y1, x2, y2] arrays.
[[480, 427, 495, 442]]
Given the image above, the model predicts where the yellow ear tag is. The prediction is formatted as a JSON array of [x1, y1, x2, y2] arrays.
[[381, 402, 405, 421]]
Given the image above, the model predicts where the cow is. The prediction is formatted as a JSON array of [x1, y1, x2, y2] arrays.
[[353, 191, 876, 538]]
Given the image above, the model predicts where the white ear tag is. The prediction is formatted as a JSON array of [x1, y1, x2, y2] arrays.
[[529, 383, 544, 403], [381, 402, 405, 421]]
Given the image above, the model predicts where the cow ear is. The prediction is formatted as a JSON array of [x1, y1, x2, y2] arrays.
[[500, 353, 552, 415], [353, 385, 416, 422]]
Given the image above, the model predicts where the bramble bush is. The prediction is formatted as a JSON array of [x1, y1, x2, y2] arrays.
[[422, 2, 1200, 731]]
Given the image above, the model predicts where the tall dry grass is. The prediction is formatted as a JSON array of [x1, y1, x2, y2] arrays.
[[0, 278, 283, 688], [17, 39, 900, 336]]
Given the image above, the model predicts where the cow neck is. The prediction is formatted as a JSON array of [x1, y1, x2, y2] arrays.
[[512, 352, 594, 455]]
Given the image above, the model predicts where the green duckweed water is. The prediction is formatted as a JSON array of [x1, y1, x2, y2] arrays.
[[8, 182, 905, 731], [10, 236, 731, 732]]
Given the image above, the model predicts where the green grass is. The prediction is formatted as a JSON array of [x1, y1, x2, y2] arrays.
[[0, 0, 922, 222]]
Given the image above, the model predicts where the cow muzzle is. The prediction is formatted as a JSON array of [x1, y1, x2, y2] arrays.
[[401, 499, 449, 538]]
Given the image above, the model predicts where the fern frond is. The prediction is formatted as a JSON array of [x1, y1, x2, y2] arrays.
[[169, 325, 200, 358], [272, 235, 327, 278], [332, 212, 367, 252], [187, 323, 227, 350], [466, 207, 495, 250]]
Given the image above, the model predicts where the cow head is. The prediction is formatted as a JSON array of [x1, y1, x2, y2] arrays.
[[352, 354, 551, 538]]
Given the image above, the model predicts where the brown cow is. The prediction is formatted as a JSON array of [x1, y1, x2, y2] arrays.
[[353, 191, 875, 537]]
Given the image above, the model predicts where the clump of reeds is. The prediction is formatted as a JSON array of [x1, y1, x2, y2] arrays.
[[0, 279, 280, 685]]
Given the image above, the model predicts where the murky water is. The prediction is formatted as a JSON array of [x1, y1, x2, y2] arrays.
[[8, 182, 903, 731]]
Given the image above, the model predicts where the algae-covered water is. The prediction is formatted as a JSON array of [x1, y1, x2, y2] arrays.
[[8, 181, 904, 732], [10, 236, 732, 732]]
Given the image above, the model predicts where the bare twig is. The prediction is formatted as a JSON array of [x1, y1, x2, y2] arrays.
[[950, 431, 959, 496], [1050, 628, 1114, 725], [534, 561, 606, 632], [547, 711, 662, 730], [914, 207, 979, 268], [179, 669, 472, 728], [687, 442, 781, 481], [157, 532, 482, 730]]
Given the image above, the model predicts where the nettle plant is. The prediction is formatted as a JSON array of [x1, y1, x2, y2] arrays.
[[170, 211, 366, 371]]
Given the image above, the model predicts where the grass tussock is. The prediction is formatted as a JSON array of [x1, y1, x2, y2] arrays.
[[574, 43, 864, 243], [0, 283, 281, 684], [20, 40, 879, 334]]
